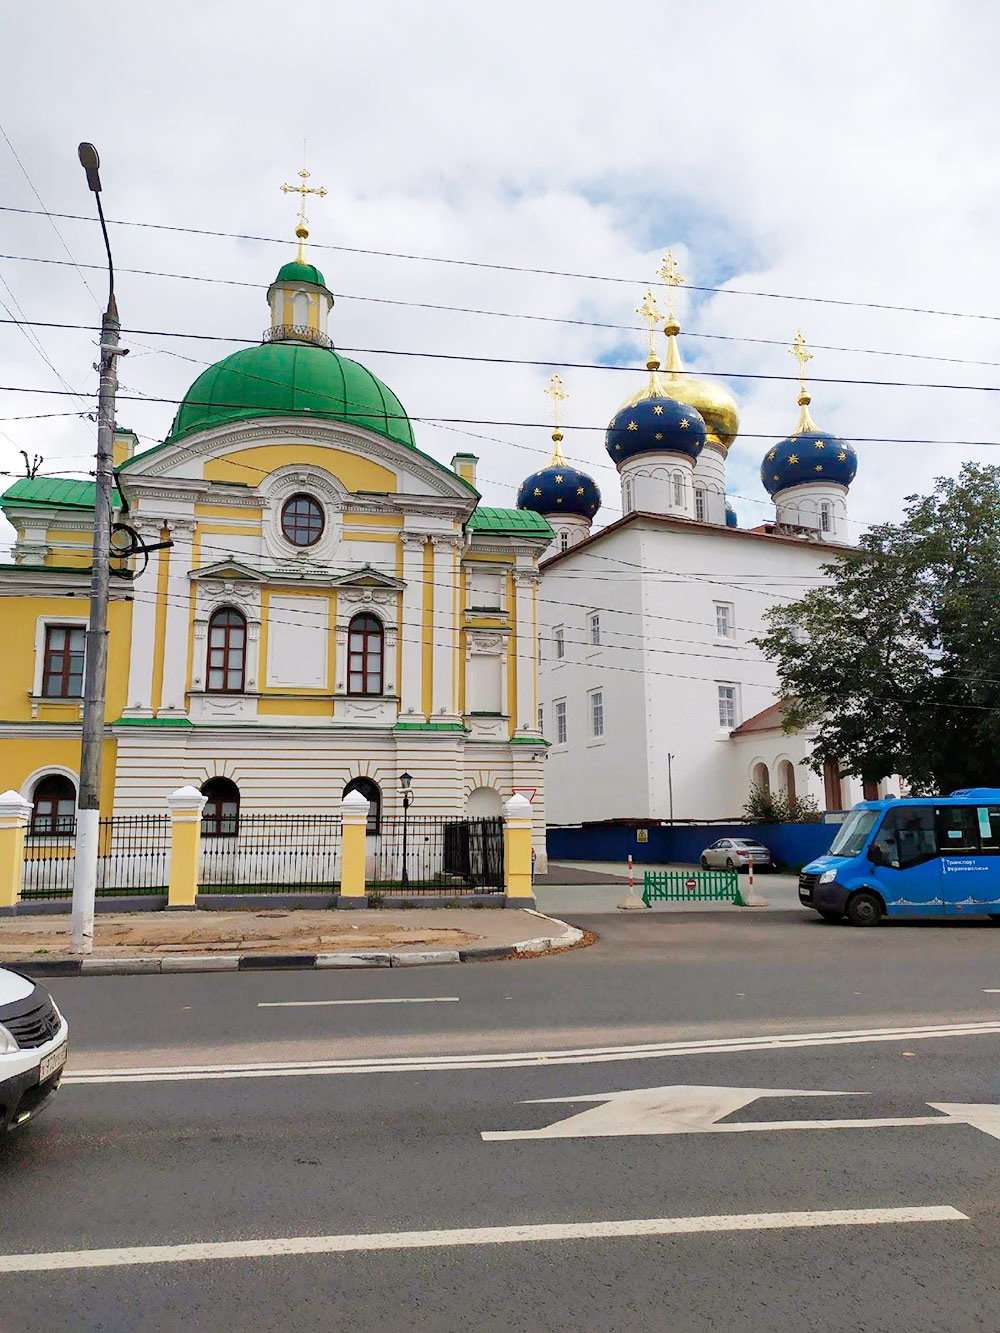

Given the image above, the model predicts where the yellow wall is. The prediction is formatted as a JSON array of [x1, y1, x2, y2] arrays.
[[44, 529, 93, 568], [0, 737, 117, 816], [204, 444, 397, 493], [0, 595, 132, 723]]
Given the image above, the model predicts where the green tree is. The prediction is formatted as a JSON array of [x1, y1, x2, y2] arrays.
[[753, 463, 1000, 794]]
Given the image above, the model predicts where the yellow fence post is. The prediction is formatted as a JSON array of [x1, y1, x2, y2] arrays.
[[0, 790, 30, 916], [339, 789, 369, 908], [503, 793, 536, 908], [166, 785, 207, 910]]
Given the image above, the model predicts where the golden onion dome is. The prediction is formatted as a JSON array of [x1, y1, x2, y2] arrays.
[[620, 320, 740, 452]]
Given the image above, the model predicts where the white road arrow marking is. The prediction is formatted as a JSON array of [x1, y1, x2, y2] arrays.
[[482, 1084, 1000, 1143]]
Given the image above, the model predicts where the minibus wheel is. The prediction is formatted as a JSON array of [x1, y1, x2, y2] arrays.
[[846, 891, 883, 927]]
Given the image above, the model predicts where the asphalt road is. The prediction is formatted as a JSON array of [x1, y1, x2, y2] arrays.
[[5, 910, 1000, 1330]]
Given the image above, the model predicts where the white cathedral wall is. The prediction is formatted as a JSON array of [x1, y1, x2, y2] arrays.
[[538, 519, 838, 825], [691, 443, 727, 525]]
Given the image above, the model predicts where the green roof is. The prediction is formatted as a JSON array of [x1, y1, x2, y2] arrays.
[[1, 476, 121, 511], [467, 507, 554, 536], [161, 342, 415, 450], [273, 260, 328, 288]]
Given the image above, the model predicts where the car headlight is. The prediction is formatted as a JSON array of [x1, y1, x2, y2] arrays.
[[819, 869, 837, 884], [0, 1023, 18, 1054]]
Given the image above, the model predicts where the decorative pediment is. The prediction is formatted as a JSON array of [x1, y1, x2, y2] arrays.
[[189, 558, 266, 583], [330, 563, 405, 592]]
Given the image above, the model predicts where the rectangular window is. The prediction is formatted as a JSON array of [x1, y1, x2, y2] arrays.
[[555, 698, 567, 745], [554, 626, 565, 660], [588, 612, 601, 646], [538, 705, 544, 735], [589, 688, 604, 738], [41, 624, 85, 698], [714, 602, 734, 641], [695, 488, 706, 522], [717, 683, 737, 730]]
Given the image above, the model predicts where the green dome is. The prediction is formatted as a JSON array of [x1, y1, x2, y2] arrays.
[[274, 259, 327, 288], [164, 342, 415, 449]]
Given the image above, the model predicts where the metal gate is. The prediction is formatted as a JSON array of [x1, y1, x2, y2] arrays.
[[642, 869, 743, 906], [371, 816, 504, 893]]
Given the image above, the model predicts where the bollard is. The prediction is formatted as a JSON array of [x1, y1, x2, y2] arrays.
[[618, 851, 648, 910], [741, 854, 768, 908], [503, 793, 535, 907]]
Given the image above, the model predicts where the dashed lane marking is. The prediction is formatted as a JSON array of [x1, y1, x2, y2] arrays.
[[257, 997, 460, 1008], [0, 1207, 967, 1274]]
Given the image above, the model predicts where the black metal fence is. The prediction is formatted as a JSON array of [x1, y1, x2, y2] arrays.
[[21, 815, 171, 900], [370, 816, 504, 893], [199, 813, 342, 892]]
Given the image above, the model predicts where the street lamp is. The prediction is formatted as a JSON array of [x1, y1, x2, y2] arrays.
[[71, 143, 127, 954], [399, 772, 413, 888]]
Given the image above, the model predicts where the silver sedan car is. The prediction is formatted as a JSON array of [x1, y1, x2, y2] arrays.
[[700, 837, 773, 872]]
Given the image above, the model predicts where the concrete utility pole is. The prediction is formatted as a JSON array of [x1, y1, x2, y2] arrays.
[[71, 143, 127, 953]]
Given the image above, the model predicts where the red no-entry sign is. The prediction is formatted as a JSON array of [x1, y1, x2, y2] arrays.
[[685, 877, 698, 892]]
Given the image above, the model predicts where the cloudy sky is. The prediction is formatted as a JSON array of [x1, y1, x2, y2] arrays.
[[2, 0, 999, 548]]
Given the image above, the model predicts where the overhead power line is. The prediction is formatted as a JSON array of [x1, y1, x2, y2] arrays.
[[3, 203, 1000, 326]]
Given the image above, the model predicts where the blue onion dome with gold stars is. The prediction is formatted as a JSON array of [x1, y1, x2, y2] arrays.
[[761, 332, 858, 496], [606, 374, 707, 466], [516, 431, 601, 519], [725, 500, 738, 528]]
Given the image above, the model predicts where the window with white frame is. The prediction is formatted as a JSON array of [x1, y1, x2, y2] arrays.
[[588, 612, 601, 646], [695, 487, 706, 522], [559, 530, 569, 553], [623, 477, 633, 512], [672, 473, 685, 508], [554, 626, 565, 660], [538, 704, 544, 735], [554, 698, 567, 744], [717, 683, 738, 730], [589, 688, 605, 739], [714, 601, 735, 641], [820, 501, 832, 533]]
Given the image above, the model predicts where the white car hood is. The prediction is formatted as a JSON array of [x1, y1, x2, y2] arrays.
[[0, 966, 35, 1006]]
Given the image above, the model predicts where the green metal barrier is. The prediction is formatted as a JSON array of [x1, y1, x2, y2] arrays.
[[642, 869, 744, 906]]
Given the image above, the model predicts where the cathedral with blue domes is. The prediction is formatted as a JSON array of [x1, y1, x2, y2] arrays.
[[532, 253, 874, 829]]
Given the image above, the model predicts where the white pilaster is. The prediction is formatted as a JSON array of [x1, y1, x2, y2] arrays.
[[431, 534, 461, 723], [399, 533, 427, 722], [157, 518, 196, 717], [513, 568, 540, 737], [122, 516, 164, 718]]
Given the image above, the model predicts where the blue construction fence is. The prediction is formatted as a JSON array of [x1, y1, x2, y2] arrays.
[[546, 821, 837, 871]]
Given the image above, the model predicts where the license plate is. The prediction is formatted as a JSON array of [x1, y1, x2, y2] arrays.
[[38, 1042, 67, 1083]]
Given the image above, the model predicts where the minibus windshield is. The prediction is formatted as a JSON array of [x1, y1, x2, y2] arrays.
[[828, 808, 881, 858]]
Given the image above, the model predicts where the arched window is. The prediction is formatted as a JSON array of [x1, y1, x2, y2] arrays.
[[559, 530, 569, 553], [823, 758, 844, 811], [777, 759, 796, 803], [347, 614, 383, 695], [201, 777, 240, 838], [280, 493, 325, 548], [752, 761, 770, 794], [292, 291, 310, 327], [819, 501, 832, 533], [672, 473, 685, 508], [695, 487, 707, 522], [623, 477, 633, 512], [206, 608, 247, 693], [30, 774, 76, 836], [343, 777, 381, 834]]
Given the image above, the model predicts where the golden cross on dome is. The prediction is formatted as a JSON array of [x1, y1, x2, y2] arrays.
[[656, 250, 686, 327], [788, 330, 813, 399], [280, 167, 327, 261], [543, 373, 569, 465], [635, 289, 663, 368]]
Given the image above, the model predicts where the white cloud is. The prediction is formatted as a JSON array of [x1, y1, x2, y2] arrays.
[[2, 0, 1000, 549]]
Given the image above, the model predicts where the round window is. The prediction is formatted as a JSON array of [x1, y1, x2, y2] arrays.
[[280, 494, 325, 548]]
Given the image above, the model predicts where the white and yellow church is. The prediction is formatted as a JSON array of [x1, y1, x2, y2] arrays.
[[0, 210, 551, 862]]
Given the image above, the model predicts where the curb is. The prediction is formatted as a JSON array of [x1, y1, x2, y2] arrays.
[[3, 913, 586, 979]]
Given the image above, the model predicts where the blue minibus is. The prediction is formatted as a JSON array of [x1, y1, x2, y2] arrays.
[[799, 789, 1000, 926]]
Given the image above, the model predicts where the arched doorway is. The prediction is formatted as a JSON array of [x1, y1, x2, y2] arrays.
[[751, 762, 770, 794], [823, 759, 844, 811], [466, 786, 503, 817]]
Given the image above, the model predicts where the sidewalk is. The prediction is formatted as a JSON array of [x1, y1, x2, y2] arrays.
[[0, 907, 584, 976]]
